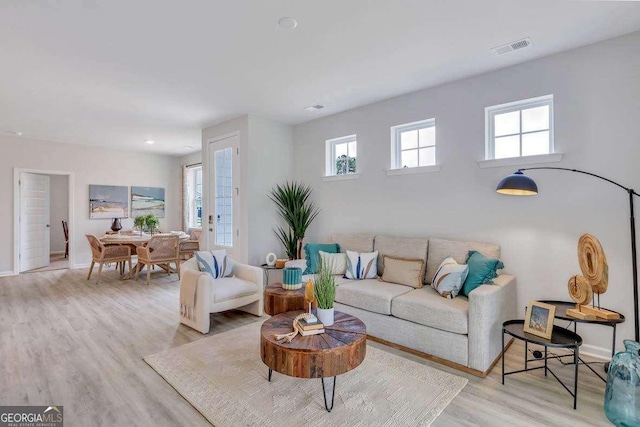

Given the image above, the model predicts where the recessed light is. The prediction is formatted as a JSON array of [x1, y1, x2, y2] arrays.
[[305, 104, 325, 111], [184, 145, 194, 149], [145, 140, 155, 145], [278, 17, 298, 30]]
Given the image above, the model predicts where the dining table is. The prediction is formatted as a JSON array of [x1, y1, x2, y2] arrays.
[[99, 232, 190, 278]]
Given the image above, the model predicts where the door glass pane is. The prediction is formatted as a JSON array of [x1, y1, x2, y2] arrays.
[[400, 149, 418, 168], [494, 135, 520, 159], [522, 105, 549, 133], [418, 126, 435, 147], [418, 147, 436, 166], [400, 130, 418, 150], [522, 131, 549, 156], [494, 111, 520, 137], [215, 147, 233, 247]]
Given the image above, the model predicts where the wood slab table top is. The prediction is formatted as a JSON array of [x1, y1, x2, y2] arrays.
[[260, 310, 366, 379]]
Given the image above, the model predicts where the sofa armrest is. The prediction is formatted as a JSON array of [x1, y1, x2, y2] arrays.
[[232, 261, 264, 290], [468, 274, 517, 372], [179, 270, 213, 334]]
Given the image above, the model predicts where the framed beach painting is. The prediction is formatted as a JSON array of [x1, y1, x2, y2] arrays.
[[523, 301, 556, 340], [89, 185, 129, 219], [131, 186, 165, 218]]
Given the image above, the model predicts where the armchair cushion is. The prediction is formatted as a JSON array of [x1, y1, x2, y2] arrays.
[[212, 277, 260, 303], [196, 250, 233, 278]]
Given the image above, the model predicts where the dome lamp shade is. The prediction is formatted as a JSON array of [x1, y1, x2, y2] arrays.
[[496, 170, 538, 196]]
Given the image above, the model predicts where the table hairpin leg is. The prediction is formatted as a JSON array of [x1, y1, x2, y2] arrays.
[[268, 368, 272, 382], [321, 377, 336, 412]]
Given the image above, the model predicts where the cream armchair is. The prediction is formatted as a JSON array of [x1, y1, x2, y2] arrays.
[[179, 256, 264, 334]]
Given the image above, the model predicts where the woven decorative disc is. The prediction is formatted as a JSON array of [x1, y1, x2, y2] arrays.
[[577, 234, 608, 294], [567, 275, 593, 305]]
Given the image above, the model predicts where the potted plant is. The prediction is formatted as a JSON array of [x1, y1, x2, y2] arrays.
[[269, 181, 320, 259], [274, 226, 297, 260], [133, 215, 146, 236], [314, 258, 336, 326], [145, 214, 160, 235]]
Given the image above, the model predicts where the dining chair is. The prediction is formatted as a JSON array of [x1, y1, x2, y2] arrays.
[[135, 235, 180, 285], [62, 220, 69, 258], [179, 229, 202, 260], [86, 234, 132, 284]]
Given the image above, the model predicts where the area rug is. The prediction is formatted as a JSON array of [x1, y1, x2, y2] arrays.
[[144, 321, 468, 426]]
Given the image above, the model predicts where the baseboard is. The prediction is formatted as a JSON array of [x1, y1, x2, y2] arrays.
[[50, 251, 65, 255], [581, 344, 612, 361], [72, 263, 91, 269], [0, 270, 16, 277], [367, 335, 514, 378]]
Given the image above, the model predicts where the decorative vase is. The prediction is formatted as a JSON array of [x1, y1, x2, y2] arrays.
[[316, 307, 334, 327], [605, 340, 640, 426], [282, 267, 302, 290], [111, 218, 122, 232]]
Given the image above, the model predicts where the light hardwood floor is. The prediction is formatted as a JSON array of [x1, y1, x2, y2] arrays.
[[0, 268, 611, 426]]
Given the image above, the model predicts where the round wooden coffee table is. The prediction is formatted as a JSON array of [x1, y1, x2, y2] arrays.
[[264, 283, 311, 315], [260, 310, 367, 412]]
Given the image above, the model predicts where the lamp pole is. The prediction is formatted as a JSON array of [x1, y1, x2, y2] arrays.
[[517, 167, 640, 342]]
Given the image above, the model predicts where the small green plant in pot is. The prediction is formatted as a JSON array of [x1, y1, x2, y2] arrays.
[[133, 215, 146, 236], [314, 258, 336, 326], [145, 214, 160, 235]]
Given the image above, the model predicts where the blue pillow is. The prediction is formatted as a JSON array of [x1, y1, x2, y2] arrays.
[[304, 243, 340, 274], [460, 250, 504, 296]]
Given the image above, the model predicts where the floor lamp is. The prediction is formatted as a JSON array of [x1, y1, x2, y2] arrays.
[[496, 167, 639, 342]]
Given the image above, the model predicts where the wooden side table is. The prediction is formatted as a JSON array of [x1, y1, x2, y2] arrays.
[[260, 310, 367, 412], [264, 282, 312, 315]]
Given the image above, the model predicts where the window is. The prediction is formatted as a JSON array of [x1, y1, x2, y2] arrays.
[[184, 165, 202, 229], [214, 147, 233, 247], [325, 135, 357, 176], [486, 95, 553, 160], [391, 119, 436, 169]]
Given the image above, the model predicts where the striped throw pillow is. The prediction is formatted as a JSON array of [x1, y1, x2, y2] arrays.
[[431, 257, 469, 299], [195, 250, 233, 279]]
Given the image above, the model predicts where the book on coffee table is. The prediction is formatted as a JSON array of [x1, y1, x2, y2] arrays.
[[298, 318, 324, 331], [298, 327, 325, 336]]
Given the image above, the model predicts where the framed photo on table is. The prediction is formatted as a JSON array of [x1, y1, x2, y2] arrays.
[[524, 301, 556, 340]]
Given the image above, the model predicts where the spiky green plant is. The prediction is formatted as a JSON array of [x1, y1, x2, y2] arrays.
[[314, 258, 336, 309], [274, 226, 297, 260], [269, 181, 320, 259]]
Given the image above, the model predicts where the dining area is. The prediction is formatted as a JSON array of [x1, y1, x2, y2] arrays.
[[85, 229, 202, 285]]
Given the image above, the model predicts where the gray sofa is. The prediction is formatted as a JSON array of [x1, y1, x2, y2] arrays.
[[322, 233, 516, 377]]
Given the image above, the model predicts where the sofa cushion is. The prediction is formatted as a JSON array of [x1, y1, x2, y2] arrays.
[[426, 238, 501, 284], [331, 233, 374, 253], [212, 277, 259, 303], [374, 235, 429, 278], [304, 243, 340, 274], [319, 251, 347, 275], [461, 250, 504, 296], [431, 257, 469, 299], [345, 250, 378, 279], [380, 255, 425, 289], [335, 279, 413, 315], [392, 287, 469, 334]]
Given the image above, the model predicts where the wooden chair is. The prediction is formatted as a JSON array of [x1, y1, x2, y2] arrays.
[[62, 220, 69, 258], [135, 235, 180, 285], [86, 234, 132, 284], [179, 229, 202, 260]]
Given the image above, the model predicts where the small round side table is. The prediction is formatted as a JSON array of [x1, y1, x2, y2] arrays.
[[264, 282, 315, 316], [502, 319, 583, 409]]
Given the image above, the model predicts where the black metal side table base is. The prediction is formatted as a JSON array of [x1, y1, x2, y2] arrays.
[[267, 369, 337, 412]]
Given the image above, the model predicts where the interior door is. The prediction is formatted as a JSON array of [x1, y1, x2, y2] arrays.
[[20, 173, 50, 272], [208, 135, 240, 260]]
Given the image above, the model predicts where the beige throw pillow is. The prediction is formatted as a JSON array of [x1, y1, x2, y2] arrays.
[[318, 251, 347, 275], [380, 256, 425, 288]]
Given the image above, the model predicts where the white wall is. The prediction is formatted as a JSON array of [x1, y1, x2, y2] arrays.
[[49, 174, 69, 253], [293, 31, 640, 354], [0, 136, 182, 272]]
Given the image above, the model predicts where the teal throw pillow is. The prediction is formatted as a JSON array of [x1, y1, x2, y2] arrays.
[[304, 243, 340, 274], [461, 250, 504, 296]]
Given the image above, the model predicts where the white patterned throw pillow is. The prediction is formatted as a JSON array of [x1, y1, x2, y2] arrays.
[[344, 250, 378, 280], [319, 251, 347, 275], [195, 250, 233, 279], [431, 257, 469, 299]]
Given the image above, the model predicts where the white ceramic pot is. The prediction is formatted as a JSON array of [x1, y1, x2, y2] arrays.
[[316, 307, 334, 327]]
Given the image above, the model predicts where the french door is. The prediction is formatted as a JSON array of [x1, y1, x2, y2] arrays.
[[208, 134, 240, 260]]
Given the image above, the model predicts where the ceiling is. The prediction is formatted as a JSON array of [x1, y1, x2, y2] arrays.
[[1, 1, 640, 155]]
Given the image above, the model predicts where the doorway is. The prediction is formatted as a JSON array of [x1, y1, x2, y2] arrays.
[[13, 169, 74, 275]]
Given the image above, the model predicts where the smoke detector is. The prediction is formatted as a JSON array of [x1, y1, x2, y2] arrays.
[[304, 104, 325, 111], [492, 38, 531, 55]]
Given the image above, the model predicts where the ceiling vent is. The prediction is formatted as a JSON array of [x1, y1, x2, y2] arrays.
[[492, 38, 531, 55], [305, 104, 325, 111]]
